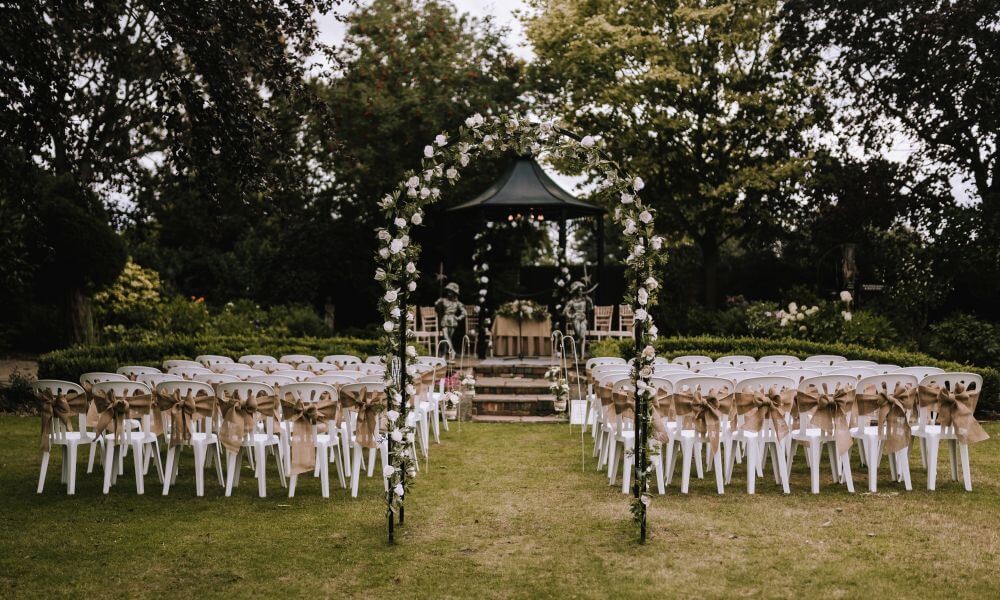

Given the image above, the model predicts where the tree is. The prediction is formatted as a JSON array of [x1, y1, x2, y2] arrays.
[[525, 0, 824, 307], [781, 0, 1000, 250], [1, 0, 340, 342]]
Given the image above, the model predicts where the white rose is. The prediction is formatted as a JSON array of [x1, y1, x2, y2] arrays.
[[633, 244, 645, 256], [406, 176, 419, 188], [645, 276, 658, 290], [390, 429, 403, 442], [423, 145, 434, 158], [796, 312, 805, 321], [435, 134, 447, 147], [400, 235, 410, 246], [446, 167, 458, 180], [639, 210, 653, 224], [479, 288, 487, 296], [405, 384, 416, 395], [406, 345, 417, 357], [465, 113, 483, 128], [633, 176, 645, 191], [406, 262, 416, 273], [387, 410, 400, 422], [648, 325, 658, 339], [420, 187, 430, 199], [642, 345, 655, 358], [637, 288, 649, 305], [378, 229, 391, 241], [634, 308, 648, 321], [624, 219, 637, 235], [390, 307, 401, 318], [460, 153, 470, 166], [411, 213, 423, 225], [384, 290, 398, 302], [788, 302, 798, 313], [394, 484, 404, 497], [383, 321, 394, 332], [408, 281, 417, 291], [389, 239, 404, 254], [383, 464, 395, 476], [840, 290, 853, 303], [621, 193, 634, 204], [581, 135, 595, 148], [394, 217, 406, 228], [378, 248, 390, 259], [480, 276, 488, 284], [374, 268, 386, 281], [651, 236, 663, 250], [799, 325, 807, 332], [842, 311, 853, 322]]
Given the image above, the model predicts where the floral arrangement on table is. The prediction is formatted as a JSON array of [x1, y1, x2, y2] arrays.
[[546, 365, 569, 411], [373, 111, 664, 538], [496, 299, 550, 322]]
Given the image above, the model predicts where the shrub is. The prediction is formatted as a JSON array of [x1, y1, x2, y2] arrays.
[[592, 335, 1000, 415], [38, 334, 380, 381], [0, 366, 36, 413], [927, 313, 1000, 369]]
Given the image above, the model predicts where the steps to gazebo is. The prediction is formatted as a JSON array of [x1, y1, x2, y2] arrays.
[[466, 357, 584, 420]]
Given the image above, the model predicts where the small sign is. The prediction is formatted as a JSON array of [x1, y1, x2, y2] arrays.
[[569, 400, 588, 425], [861, 283, 885, 292]]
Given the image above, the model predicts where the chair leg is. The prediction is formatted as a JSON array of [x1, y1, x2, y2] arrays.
[[774, 440, 790, 495], [102, 442, 116, 494], [713, 448, 724, 494], [680, 440, 693, 494], [621, 447, 633, 494], [367, 447, 377, 478], [959, 442, 972, 491], [351, 443, 363, 498], [653, 450, 665, 495], [213, 444, 224, 486], [254, 443, 267, 498], [37, 451, 51, 494], [194, 444, 206, 497], [132, 443, 145, 495], [608, 441, 620, 485], [162, 447, 177, 495], [151, 439, 164, 484], [921, 436, 941, 491], [225, 450, 239, 497], [918, 437, 927, 469], [87, 441, 97, 474], [319, 446, 330, 498], [747, 439, 757, 495], [694, 442, 704, 479], [665, 440, 678, 486], [898, 448, 912, 491], [948, 439, 959, 481], [840, 450, 855, 493], [334, 446, 346, 489], [866, 438, 879, 493], [826, 443, 839, 483], [725, 438, 736, 485], [809, 441, 822, 494]]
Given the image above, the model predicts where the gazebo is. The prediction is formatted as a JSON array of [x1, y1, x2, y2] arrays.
[[448, 155, 607, 356]]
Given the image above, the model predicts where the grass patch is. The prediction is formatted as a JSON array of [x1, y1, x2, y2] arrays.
[[2, 418, 999, 597]]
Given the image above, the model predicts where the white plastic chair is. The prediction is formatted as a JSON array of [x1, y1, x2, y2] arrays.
[[355, 363, 386, 376], [726, 376, 796, 494], [167, 365, 213, 379], [806, 355, 847, 365], [715, 355, 756, 367], [758, 355, 800, 366], [323, 354, 362, 368], [117, 365, 161, 379], [279, 354, 318, 367], [788, 375, 858, 493], [770, 369, 823, 383], [341, 382, 392, 497], [261, 362, 294, 373], [839, 360, 878, 368], [135, 373, 185, 388], [32, 380, 93, 495], [162, 359, 202, 370], [851, 373, 919, 492], [280, 382, 345, 497], [671, 355, 713, 369], [196, 355, 234, 368], [225, 368, 269, 381], [913, 372, 983, 491], [665, 376, 734, 494], [365, 355, 386, 365], [238, 355, 277, 367], [157, 380, 223, 496], [194, 373, 240, 387], [897, 366, 945, 380], [280, 370, 314, 382], [299, 362, 339, 375], [90, 380, 163, 494], [696, 366, 743, 377], [827, 367, 880, 379], [80, 372, 128, 386], [217, 381, 286, 497]]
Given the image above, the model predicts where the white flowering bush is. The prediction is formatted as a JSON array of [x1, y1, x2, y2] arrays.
[[374, 112, 666, 533]]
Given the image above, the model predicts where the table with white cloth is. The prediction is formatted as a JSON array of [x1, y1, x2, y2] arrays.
[[491, 315, 552, 357]]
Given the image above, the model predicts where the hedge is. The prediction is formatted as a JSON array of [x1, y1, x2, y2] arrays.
[[590, 335, 1000, 416], [37, 334, 381, 381]]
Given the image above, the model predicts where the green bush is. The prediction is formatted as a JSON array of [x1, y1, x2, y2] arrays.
[[927, 313, 1000, 369], [38, 334, 380, 381], [593, 335, 1000, 415], [0, 366, 36, 413]]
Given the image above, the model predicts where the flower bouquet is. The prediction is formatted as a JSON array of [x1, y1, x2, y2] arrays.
[[546, 365, 569, 412], [496, 299, 549, 322]]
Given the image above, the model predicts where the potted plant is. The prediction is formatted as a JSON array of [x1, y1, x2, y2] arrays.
[[546, 365, 569, 412]]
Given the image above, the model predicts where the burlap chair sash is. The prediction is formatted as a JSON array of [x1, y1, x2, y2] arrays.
[[917, 383, 989, 445], [281, 394, 338, 475], [155, 390, 217, 448], [673, 388, 734, 457], [855, 382, 916, 454], [597, 381, 616, 419], [218, 391, 278, 454], [795, 384, 855, 455], [649, 386, 674, 443], [92, 390, 155, 440], [35, 390, 89, 452], [734, 387, 795, 441], [611, 387, 635, 421], [340, 386, 386, 449]]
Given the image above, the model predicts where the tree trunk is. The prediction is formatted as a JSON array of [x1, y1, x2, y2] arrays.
[[700, 237, 720, 310], [68, 288, 95, 345]]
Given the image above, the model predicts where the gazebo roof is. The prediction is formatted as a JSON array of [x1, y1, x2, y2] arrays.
[[447, 156, 606, 220]]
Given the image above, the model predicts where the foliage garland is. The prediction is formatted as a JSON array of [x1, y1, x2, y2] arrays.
[[374, 112, 666, 542]]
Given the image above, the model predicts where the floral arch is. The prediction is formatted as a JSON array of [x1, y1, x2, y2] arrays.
[[374, 112, 666, 544]]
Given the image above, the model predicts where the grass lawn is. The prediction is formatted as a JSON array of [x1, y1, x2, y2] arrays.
[[2, 416, 999, 598]]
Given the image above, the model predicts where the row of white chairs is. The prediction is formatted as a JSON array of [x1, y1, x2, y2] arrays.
[[34, 356, 454, 498], [584, 357, 984, 495]]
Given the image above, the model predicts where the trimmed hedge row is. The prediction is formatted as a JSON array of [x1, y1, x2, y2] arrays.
[[590, 335, 1000, 415], [37, 334, 381, 381]]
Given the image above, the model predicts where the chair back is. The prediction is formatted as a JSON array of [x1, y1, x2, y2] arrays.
[[162, 359, 202, 370], [355, 363, 386, 375], [279, 354, 318, 367], [322, 354, 362, 368], [419, 307, 438, 332], [671, 355, 712, 369], [80, 372, 128, 387], [586, 357, 626, 373], [796, 374, 859, 430], [648, 378, 674, 395], [758, 355, 800, 366], [365, 355, 386, 365], [91, 380, 154, 443], [916, 372, 984, 428], [417, 356, 447, 368], [117, 365, 161, 378], [308, 373, 360, 386], [248, 374, 297, 390], [238, 354, 277, 367], [196, 355, 233, 367], [194, 373, 240, 386], [855, 374, 919, 418], [280, 382, 338, 404], [736, 376, 797, 394], [828, 367, 880, 379], [897, 366, 945, 380], [806, 354, 847, 365], [652, 363, 690, 373], [465, 305, 479, 335], [299, 362, 339, 374], [617, 304, 634, 332], [839, 360, 878, 368], [224, 368, 267, 381], [136, 373, 185, 387], [358, 375, 386, 384], [715, 355, 755, 367], [33, 380, 87, 441], [592, 306, 613, 331], [770, 369, 823, 383], [261, 362, 294, 373], [280, 370, 314, 382], [696, 366, 743, 376], [167, 365, 213, 379]]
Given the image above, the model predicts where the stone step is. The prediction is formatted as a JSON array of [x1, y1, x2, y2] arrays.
[[474, 376, 553, 395], [472, 393, 557, 417]]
